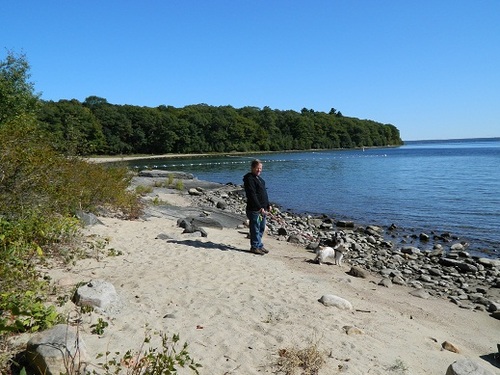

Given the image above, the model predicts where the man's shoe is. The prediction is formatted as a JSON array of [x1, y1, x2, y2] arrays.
[[250, 247, 265, 255], [260, 247, 269, 254]]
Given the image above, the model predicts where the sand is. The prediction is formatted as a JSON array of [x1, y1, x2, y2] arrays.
[[44, 189, 499, 375]]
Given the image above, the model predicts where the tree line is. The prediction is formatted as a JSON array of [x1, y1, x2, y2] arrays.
[[37, 97, 403, 156]]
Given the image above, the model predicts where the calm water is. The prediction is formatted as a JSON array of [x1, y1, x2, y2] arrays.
[[129, 138, 500, 257]]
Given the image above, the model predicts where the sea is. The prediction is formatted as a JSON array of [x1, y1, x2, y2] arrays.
[[127, 138, 500, 258]]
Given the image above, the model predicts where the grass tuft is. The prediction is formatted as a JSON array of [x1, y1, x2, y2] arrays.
[[275, 337, 326, 375]]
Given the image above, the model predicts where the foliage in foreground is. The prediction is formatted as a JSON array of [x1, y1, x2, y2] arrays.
[[91, 332, 202, 375], [0, 117, 142, 336], [1, 49, 197, 375]]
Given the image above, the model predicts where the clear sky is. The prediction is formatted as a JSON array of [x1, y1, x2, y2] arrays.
[[2, 1, 499, 141]]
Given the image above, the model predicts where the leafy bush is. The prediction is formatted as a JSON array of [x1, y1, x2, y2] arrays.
[[0, 291, 61, 333], [93, 332, 202, 375], [0, 115, 142, 343], [0, 116, 142, 221]]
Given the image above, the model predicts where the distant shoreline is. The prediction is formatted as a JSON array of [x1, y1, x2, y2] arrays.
[[86, 145, 400, 164], [87, 153, 215, 164]]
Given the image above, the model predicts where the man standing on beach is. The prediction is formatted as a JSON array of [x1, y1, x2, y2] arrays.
[[243, 159, 271, 255]]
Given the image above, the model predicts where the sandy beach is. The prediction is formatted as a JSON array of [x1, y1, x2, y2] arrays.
[[87, 153, 252, 164], [37, 181, 499, 374]]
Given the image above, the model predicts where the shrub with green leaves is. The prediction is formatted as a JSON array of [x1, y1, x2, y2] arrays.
[[0, 117, 142, 222], [0, 291, 61, 333], [0, 115, 142, 340], [93, 332, 202, 375]]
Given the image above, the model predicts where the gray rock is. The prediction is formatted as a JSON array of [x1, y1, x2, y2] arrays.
[[188, 216, 224, 229], [306, 241, 320, 250], [392, 275, 407, 285], [318, 294, 353, 310], [347, 266, 368, 278], [73, 279, 118, 312], [75, 210, 103, 226], [308, 218, 323, 227], [450, 243, 464, 251], [468, 293, 492, 307], [139, 170, 194, 179], [287, 234, 304, 244], [490, 311, 500, 320], [391, 254, 406, 263], [478, 258, 500, 268], [188, 188, 203, 196], [336, 220, 354, 228], [439, 258, 479, 273], [446, 358, 494, 375], [419, 274, 433, 282], [343, 325, 365, 335], [409, 289, 431, 299], [366, 225, 383, 233], [378, 278, 392, 288], [215, 200, 227, 209], [380, 268, 393, 277], [487, 301, 500, 312], [155, 233, 174, 240], [26, 324, 88, 375], [428, 268, 443, 277], [419, 232, 430, 241], [401, 246, 421, 255], [277, 227, 288, 236]]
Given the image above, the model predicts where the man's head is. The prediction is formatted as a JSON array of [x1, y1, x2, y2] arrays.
[[251, 159, 262, 176]]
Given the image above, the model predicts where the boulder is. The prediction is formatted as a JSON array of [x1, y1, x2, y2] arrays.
[[26, 324, 88, 375], [478, 258, 500, 268], [450, 243, 465, 251], [139, 170, 194, 179], [419, 232, 430, 241], [446, 358, 494, 375], [347, 266, 368, 278], [439, 258, 479, 273], [318, 294, 353, 310], [378, 278, 393, 288], [73, 279, 118, 312], [401, 246, 421, 255], [409, 289, 431, 299], [336, 220, 354, 228], [188, 188, 203, 196], [287, 234, 304, 244], [75, 210, 103, 226]]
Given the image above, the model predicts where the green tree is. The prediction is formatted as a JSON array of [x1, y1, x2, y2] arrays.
[[0, 51, 40, 125], [38, 99, 106, 155], [84, 96, 134, 154]]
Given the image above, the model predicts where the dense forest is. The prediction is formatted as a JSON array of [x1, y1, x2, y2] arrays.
[[37, 97, 403, 156]]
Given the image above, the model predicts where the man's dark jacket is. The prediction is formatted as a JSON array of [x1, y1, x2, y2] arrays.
[[243, 172, 270, 212]]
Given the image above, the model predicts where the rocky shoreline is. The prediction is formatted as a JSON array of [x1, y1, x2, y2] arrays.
[[155, 171, 500, 321]]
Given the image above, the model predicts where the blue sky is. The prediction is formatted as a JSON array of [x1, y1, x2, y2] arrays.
[[2, 1, 499, 141]]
